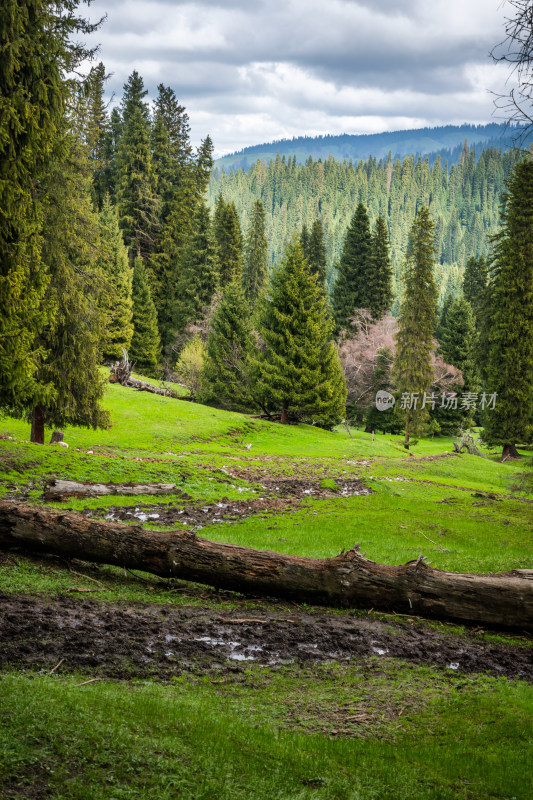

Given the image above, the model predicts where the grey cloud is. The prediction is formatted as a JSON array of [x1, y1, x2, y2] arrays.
[[84, 0, 507, 153]]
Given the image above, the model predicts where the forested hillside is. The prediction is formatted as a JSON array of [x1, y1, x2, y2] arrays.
[[215, 123, 522, 173], [210, 146, 523, 301]]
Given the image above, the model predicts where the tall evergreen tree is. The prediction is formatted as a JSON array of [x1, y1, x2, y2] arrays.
[[84, 61, 110, 209], [116, 72, 160, 262], [242, 199, 268, 304], [255, 238, 346, 425], [307, 219, 327, 291], [150, 85, 197, 349], [483, 159, 533, 460], [0, 0, 98, 415], [97, 195, 134, 361], [29, 130, 111, 444], [215, 201, 243, 288], [392, 207, 438, 447], [463, 255, 488, 326], [300, 224, 310, 260], [100, 107, 122, 202], [203, 281, 258, 411], [173, 202, 219, 335], [332, 202, 372, 331], [130, 257, 160, 376], [369, 216, 393, 318], [436, 296, 479, 430]]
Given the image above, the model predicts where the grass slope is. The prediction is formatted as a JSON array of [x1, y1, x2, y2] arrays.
[[1, 378, 532, 799]]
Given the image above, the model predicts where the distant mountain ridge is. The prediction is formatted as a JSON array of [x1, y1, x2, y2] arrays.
[[215, 123, 524, 172]]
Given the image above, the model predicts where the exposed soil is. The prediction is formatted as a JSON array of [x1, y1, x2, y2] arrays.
[[91, 478, 371, 528], [1, 592, 530, 682]]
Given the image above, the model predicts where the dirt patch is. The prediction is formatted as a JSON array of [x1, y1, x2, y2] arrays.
[[94, 478, 371, 529], [0, 593, 530, 682]]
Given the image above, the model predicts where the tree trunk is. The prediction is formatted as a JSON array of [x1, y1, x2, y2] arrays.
[[30, 405, 45, 445], [501, 444, 521, 461], [0, 500, 532, 631], [281, 406, 288, 424], [403, 408, 410, 449]]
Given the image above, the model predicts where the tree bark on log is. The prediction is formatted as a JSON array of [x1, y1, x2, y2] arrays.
[[43, 480, 179, 501], [1, 501, 532, 630]]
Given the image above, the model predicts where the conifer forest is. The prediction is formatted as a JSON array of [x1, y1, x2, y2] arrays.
[[0, 2, 532, 799]]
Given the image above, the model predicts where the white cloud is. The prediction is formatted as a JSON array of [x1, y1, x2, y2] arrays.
[[84, 0, 512, 155]]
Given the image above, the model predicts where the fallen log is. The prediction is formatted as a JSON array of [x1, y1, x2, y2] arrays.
[[0, 500, 531, 631], [43, 479, 179, 501]]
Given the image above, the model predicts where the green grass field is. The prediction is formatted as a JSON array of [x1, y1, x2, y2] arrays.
[[1, 379, 532, 799]]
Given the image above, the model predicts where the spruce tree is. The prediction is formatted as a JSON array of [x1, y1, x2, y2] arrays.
[[203, 282, 257, 411], [215, 201, 243, 288], [332, 202, 372, 331], [97, 195, 134, 361], [0, 0, 99, 415], [242, 199, 268, 303], [369, 216, 393, 318], [150, 85, 196, 349], [463, 255, 488, 326], [300, 224, 310, 259], [255, 238, 346, 425], [307, 219, 327, 291], [392, 207, 438, 446], [173, 202, 219, 335], [30, 129, 111, 443], [436, 297, 479, 431], [116, 72, 160, 262], [84, 62, 110, 209], [483, 159, 533, 459], [130, 257, 161, 376]]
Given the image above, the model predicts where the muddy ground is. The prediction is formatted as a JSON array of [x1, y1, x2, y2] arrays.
[[1, 592, 530, 682], [92, 478, 371, 528]]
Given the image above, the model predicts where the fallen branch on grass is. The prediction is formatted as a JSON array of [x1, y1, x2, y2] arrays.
[[44, 479, 179, 501], [0, 500, 531, 631]]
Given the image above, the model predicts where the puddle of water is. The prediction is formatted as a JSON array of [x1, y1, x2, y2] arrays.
[[229, 652, 255, 661]]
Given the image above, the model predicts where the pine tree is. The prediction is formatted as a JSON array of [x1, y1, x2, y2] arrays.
[[242, 199, 268, 303], [173, 202, 219, 335], [0, 0, 98, 415], [203, 282, 257, 410], [215, 201, 243, 288], [307, 219, 327, 291], [369, 216, 393, 318], [97, 195, 134, 361], [392, 207, 438, 446], [483, 159, 533, 459], [255, 238, 346, 425], [130, 257, 160, 376], [332, 202, 372, 331]]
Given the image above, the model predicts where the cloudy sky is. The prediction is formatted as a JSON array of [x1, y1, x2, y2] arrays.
[[84, 0, 514, 157]]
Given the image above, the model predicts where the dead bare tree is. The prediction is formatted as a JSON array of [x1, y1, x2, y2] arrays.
[[491, 0, 533, 144]]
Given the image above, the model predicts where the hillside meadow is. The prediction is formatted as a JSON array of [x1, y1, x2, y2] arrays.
[[1, 380, 532, 800]]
